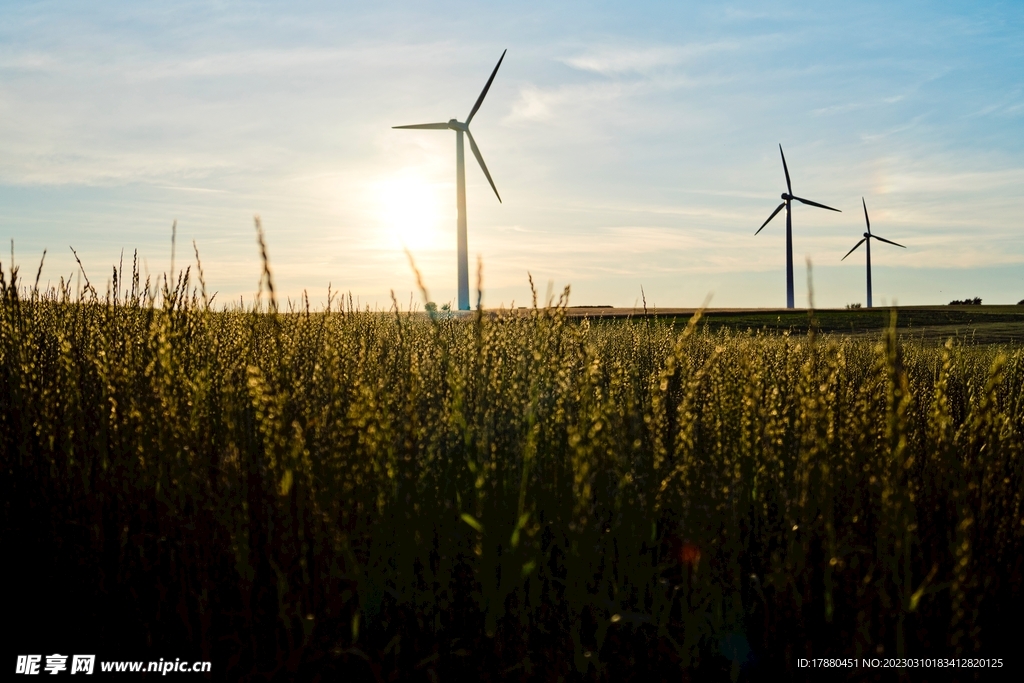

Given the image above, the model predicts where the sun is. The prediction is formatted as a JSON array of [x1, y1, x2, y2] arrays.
[[374, 172, 445, 251]]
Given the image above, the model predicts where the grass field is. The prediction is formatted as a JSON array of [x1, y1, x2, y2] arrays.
[[564, 305, 1024, 345], [2, 261, 1022, 681]]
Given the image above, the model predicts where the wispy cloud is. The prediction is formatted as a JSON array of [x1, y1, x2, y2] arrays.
[[563, 47, 676, 76], [503, 81, 630, 124], [860, 115, 927, 142], [812, 95, 905, 116], [965, 97, 1024, 119], [561, 41, 739, 76]]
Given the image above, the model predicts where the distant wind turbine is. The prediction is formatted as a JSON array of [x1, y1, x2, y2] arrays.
[[841, 198, 905, 308], [393, 50, 506, 311], [756, 145, 841, 308]]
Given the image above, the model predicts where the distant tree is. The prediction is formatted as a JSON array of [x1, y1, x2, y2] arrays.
[[948, 298, 982, 305], [846, 303, 862, 309], [1018, 299, 1024, 305]]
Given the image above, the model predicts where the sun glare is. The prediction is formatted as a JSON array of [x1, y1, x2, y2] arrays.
[[375, 173, 445, 251]]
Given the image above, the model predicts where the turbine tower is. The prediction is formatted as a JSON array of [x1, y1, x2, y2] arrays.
[[394, 50, 506, 311], [841, 198, 905, 308], [756, 145, 841, 308]]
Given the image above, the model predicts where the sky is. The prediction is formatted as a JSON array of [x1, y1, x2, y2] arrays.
[[1, 0, 1022, 309]]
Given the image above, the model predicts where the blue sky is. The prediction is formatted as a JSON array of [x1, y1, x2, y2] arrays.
[[1, 0, 1022, 308]]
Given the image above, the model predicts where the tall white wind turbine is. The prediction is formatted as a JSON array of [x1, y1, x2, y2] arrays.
[[394, 50, 506, 311], [756, 145, 842, 308], [841, 198, 905, 308]]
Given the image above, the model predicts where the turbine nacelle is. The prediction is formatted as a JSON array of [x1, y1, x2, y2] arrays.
[[448, 119, 468, 132], [781, 193, 792, 201]]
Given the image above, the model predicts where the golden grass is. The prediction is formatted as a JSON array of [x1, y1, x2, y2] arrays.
[[1, 255, 1021, 680]]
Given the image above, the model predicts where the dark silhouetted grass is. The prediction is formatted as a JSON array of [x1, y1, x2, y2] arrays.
[[1, 256, 1022, 681]]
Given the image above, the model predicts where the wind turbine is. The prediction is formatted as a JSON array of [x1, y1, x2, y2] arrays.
[[756, 145, 841, 308], [394, 50, 506, 311], [841, 198, 905, 308]]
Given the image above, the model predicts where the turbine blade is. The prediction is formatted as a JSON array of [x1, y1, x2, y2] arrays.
[[466, 130, 501, 203], [871, 234, 905, 248], [466, 49, 507, 125], [393, 122, 450, 130], [862, 197, 871, 233], [756, 202, 786, 234], [792, 195, 841, 212], [779, 144, 792, 195], [841, 238, 867, 261]]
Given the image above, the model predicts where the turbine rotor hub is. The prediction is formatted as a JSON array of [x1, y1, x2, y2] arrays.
[[781, 193, 792, 201], [448, 119, 468, 131], [864, 232, 870, 238]]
